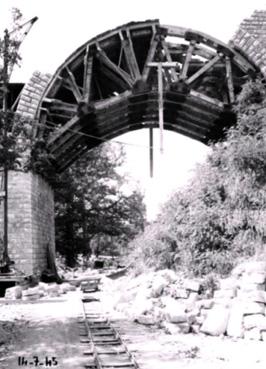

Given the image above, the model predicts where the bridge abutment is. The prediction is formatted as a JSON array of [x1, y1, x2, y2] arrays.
[[0, 171, 55, 276]]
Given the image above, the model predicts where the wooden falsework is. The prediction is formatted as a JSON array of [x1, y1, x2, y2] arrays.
[[225, 56, 235, 104], [96, 47, 134, 88], [186, 54, 221, 85], [65, 67, 82, 102], [158, 62, 164, 154], [180, 41, 195, 80], [48, 115, 80, 146], [83, 53, 93, 103], [34, 20, 258, 169], [123, 32, 141, 80], [142, 36, 159, 82], [161, 41, 178, 82]]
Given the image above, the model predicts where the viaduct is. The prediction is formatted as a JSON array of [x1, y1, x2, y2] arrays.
[[1, 10, 266, 276]]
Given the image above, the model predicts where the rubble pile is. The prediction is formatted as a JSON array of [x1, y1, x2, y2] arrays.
[[101, 261, 266, 341], [4, 282, 76, 301]]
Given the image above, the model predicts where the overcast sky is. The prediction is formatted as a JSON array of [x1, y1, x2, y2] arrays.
[[1, 0, 265, 219]]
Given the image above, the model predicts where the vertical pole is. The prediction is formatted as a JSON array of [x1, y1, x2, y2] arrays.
[[158, 62, 164, 154], [149, 127, 153, 178], [2, 30, 9, 266]]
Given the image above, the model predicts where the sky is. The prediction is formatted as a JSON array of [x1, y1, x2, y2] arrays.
[[1, 0, 265, 219]]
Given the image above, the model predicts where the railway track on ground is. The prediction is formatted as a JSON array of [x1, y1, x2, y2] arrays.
[[78, 278, 139, 369]]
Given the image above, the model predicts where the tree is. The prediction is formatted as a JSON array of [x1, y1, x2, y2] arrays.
[[0, 9, 31, 270], [127, 78, 266, 277], [54, 142, 146, 266]]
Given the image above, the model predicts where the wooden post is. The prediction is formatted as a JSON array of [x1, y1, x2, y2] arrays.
[[149, 127, 153, 178], [147, 61, 178, 154]]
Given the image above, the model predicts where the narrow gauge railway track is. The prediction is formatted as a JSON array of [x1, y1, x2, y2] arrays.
[[78, 281, 139, 369]]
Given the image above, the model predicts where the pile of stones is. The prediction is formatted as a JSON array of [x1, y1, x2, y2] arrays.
[[4, 282, 76, 301], [105, 261, 266, 341]]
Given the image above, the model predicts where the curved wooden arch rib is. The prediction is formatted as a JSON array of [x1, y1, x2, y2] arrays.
[[35, 20, 259, 171]]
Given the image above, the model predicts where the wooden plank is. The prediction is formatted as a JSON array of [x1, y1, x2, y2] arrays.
[[83, 55, 93, 103], [180, 41, 195, 80], [160, 24, 187, 38], [94, 90, 131, 110], [96, 47, 134, 88], [142, 35, 159, 82], [65, 67, 83, 102], [186, 54, 221, 85], [225, 56, 235, 104], [158, 62, 164, 154], [48, 115, 80, 145], [122, 36, 141, 80], [49, 99, 77, 114], [149, 127, 153, 178], [100, 64, 130, 90], [190, 89, 224, 108], [161, 40, 178, 82]]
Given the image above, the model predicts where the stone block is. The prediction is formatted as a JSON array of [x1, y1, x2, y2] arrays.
[[226, 303, 244, 338], [5, 286, 22, 299], [239, 283, 265, 292], [244, 328, 261, 341], [196, 299, 214, 309], [191, 324, 201, 334], [163, 322, 190, 334], [261, 332, 266, 341], [151, 276, 168, 297], [243, 302, 265, 315], [200, 306, 230, 336], [165, 302, 187, 324], [187, 292, 199, 304], [232, 261, 266, 278], [242, 271, 266, 284], [170, 287, 189, 299], [136, 315, 156, 325], [237, 290, 266, 303], [184, 280, 201, 292], [213, 289, 236, 299], [23, 287, 40, 296], [219, 278, 238, 291], [23, 294, 40, 301], [243, 314, 265, 330]]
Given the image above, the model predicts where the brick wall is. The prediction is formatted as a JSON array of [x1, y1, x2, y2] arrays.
[[2, 171, 55, 276], [16, 71, 52, 120], [231, 10, 266, 78]]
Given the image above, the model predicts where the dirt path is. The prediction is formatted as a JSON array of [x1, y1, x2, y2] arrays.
[[0, 291, 87, 369], [1, 289, 266, 369]]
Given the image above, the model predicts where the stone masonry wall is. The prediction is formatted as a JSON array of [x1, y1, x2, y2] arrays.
[[31, 174, 55, 274], [16, 71, 52, 120], [231, 10, 266, 78], [1, 171, 55, 276]]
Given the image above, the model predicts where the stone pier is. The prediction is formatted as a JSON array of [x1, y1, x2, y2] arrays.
[[0, 171, 55, 276]]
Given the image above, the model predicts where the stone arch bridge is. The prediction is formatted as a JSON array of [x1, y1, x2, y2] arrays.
[[3, 11, 266, 276]]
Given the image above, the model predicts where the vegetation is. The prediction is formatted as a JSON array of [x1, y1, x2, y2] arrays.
[[127, 79, 266, 277], [54, 143, 146, 266]]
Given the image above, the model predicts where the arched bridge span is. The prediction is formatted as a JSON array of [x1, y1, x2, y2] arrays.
[[26, 20, 259, 171]]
